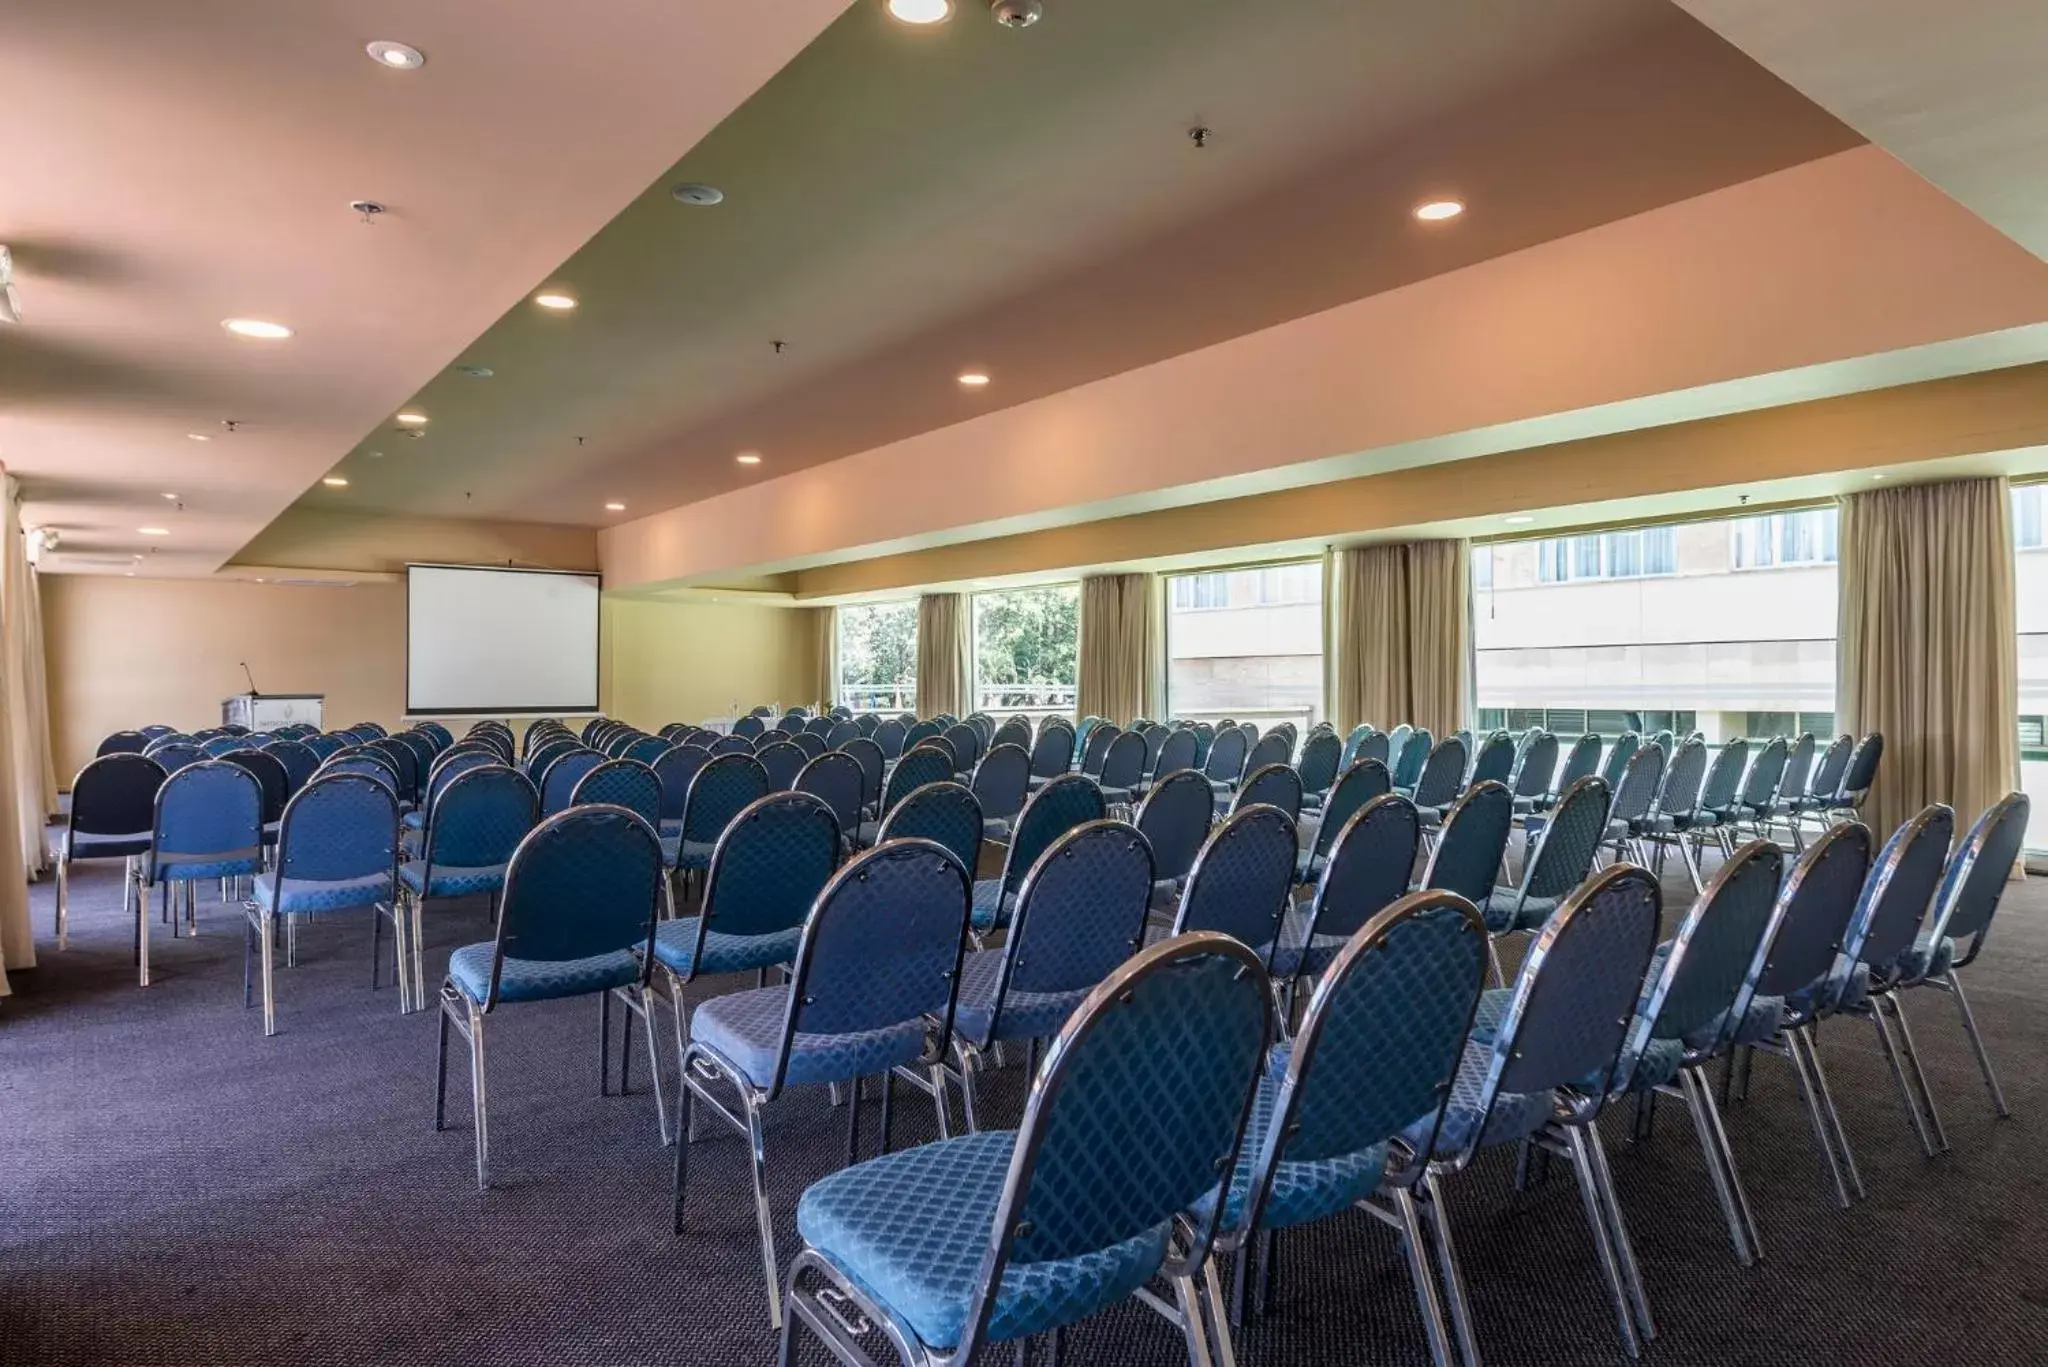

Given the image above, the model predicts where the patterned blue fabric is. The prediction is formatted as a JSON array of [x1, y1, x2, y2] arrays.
[[795, 752, 865, 833], [1232, 765, 1302, 821], [1755, 824, 1872, 999], [70, 831, 152, 859], [971, 878, 1016, 930], [652, 918, 802, 977], [1135, 771, 1212, 885], [1305, 761, 1392, 873], [1027, 725, 1072, 780], [695, 793, 839, 944], [1296, 731, 1342, 798], [487, 807, 663, 988], [694, 984, 929, 1088], [1726, 994, 1787, 1046], [1894, 932, 1956, 981], [884, 746, 956, 815], [1403, 1041, 1552, 1159], [878, 783, 983, 874], [797, 1130, 1167, 1350], [995, 776, 1106, 909], [1195, 1071, 1389, 1230], [972, 745, 1032, 821], [399, 860, 508, 898], [681, 754, 771, 852], [1493, 869, 1661, 1098], [145, 850, 263, 882], [653, 746, 713, 822], [571, 760, 663, 826], [446, 942, 639, 1004], [1482, 888, 1557, 934], [756, 742, 807, 792], [253, 869, 390, 915], [1849, 807, 1953, 984], [1424, 783, 1512, 904], [1929, 792, 2031, 949], [1409, 739, 1467, 812], [540, 751, 605, 817], [149, 762, 264, 883], [1173, 806, 1295, 960], [953, 949, 1088, 1043], [1280, 795, 1418, 977]]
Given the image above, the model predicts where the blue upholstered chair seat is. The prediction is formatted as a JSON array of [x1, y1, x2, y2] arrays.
[[1893, 932, 1956, 981], [1784, 964, 1871, 1020], [401, 810, 425, 832], [1725, 994, 1788, 1047], [1403, 1041, 1555, 1159], [1195, 1071, 1390, 1232], [398, 860, 508, 899], [446, 943, 639, 1005], [69, 830, 151, 859], [693, 985, 930, 1089], [144, 849, 263, 883], [952, 949, 1087, 1046], [1267, 934, 1341, 980], [970, 880, 1017, 931], [1483, 888, 1557, 934], [670, 837, 718, 871], [1417, 806, 1446, 829], [796, 1130, 1167, 1351], [252, 870, 390, 916], [1149, 877, 1183, 911], [982, 817, 1014, 841], [649, 917, 802, 978]]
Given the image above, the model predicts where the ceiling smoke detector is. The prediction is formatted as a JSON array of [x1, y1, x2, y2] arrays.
[[990, 0, 1043, 27], [670, 182, 725, 206]]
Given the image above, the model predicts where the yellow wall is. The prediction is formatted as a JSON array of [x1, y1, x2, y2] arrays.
[[232, 508, 598, 576], [602, 597, 821, 732]]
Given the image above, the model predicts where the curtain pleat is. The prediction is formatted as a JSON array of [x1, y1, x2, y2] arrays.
[[1329, 539, 1471, 738], [1077, 573, 1160, 725], [0, 473, 36, 991], [809, 606, 837, 710], [916, 593, 971, 718], [1837, 477, 2020, 844]]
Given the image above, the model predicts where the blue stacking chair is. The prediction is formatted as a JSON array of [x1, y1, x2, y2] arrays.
[[414, 720, 454, 750], [1242, 732, 1291, 778], [790, 731, 828, 761], [903, 720, 943, 755], [1636, 735, 1711, 889], [241, 772, 399, 1035], [623, 735, 670, 767], [1390, 728, 1430, 791], [407, 749, 499, 847], [1598, 731, 1640, 789], [873, 718, 909, 762], [1468, 730, 1515, 787], [1406, 736, 1467, 828], [1508, 731, 1558, 814], [990, 717, 1032, 753], [860, 743, 954, 845], [1409, 864, 1665, 1363], [57, 753, 164, 950], [1684, 737, 1752, 864], [1136, 768, 1213, 910], [222, 748, 289, 851], [1229, 763, 1302, 822], [783, 931, 1272, 1364], [969, 742, 1030, 841], [825, 720, 860, 749], [676, 838, 975, 1326], [1272, 794, 1419, 984], [573, 759, 663, 827], [1145, 727, 1199, 793], [796, 751, 866, 842], [525, 736, 581, 784], [1337, 723, 1374, 774], [1025, 719, 1075, 790], [671, 753, 771, 879], [1295, 728, 1342, 811], [1205, 890, 1489, 1365], [391, 766, 538, 1013], [433, 806, 665, 1189], [1419, 780, 1512, 907], [324, 750, 402, 799], [1094, 731, 1148, 806], [1296, 758, 1391, 885], [1075, 724, 1118, 780], [1727, 736, 1790, 840], [1789, 734, 1853, 838], [1887, 792, 2030, 1141], [1829, 732, 1885, 822], [943, 723, 982, 778], [539, 749, 604, 817], [262, 739, 321, 795], [1484, 775, 1612, 982], [1718, 821, 1873, 1210], [652, 745, 712, 834], [1168, 804, 1298, 971], [145, 741, 207, 773], [877, 781, 985, 878], [1600, 743, 1668, 865], [732, 714, 765, 740], [970, 773, 1104, 935], [1189, 720, 1216, 768], [710, 734, 754, 757], [1203, 724, 1251, 799], [97, 729, 149, 757], [201, 735, 246, 758], [634, 791, 841, 1145], [946, 820, 1154, 1131], [132, 760, 265, 986]]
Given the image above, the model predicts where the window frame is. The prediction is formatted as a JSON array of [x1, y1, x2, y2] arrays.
[[834, 598, 920, 716], [1163, 555, 1327, 730], [967, 582, 1081, 723]]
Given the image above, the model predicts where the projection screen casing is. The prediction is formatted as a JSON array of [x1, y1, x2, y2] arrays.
[[406, 565, 601, 715]]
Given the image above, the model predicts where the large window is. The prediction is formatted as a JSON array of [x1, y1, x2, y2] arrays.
[[2014, 485, 2048, 850], [971, 585, 1079, 722], [1166, 561, 1325, 733], [836, 601, 918, 714], [1474, 512, 1836, 749]]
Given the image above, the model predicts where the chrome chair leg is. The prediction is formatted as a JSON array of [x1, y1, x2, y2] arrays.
[[1783, 1030, 1852, 1208], [1391, 1186, 1459, 1367], [1675, 1070, 1753, 1266], [1868, 999, 1937, 1158], [1695, 1064, 1762, 1259], [744, 1093, 784, 1329], [1581, 1122, 1654, 1341], [1419, 1172, 1481, 1367], [930, 1062, 954, 1140], [464, 998, 490, 1189], [410, 896, 428, 1013], [1944, 970, 2011, 1118], [136, 872, 153, 987], [1799, 1027, 1863, 1200], [636, 988, 671, 1142], [258, 911, 278, 1036], [1171, 1272, 1217, 1367], [1886, 994, 1950, 1151], [1200, 1258, 1241, 1367], [56, 856, 69, 949], [1564, 1127, 1641, 1358]]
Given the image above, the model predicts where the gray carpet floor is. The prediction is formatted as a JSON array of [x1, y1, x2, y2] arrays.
[[4, 838, 2046, 1365]]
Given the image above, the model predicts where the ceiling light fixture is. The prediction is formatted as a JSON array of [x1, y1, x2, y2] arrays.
[[186, 432, 211, 442], [990, 0, 1043, 27], [533, 291, 577, 310], [886, 0, 952, 23], [1414, 199, 1465, 222], [958, 371, 991, 388], [138, 527, 170, 536], [735, 451, 763, 466], [161, 492, 178, 500], [455, 364, 493, 378], [323, 476, 349, 487], [222, 318, 293, 339], [671, 183, 725, 206], [366, 40, 425, 70], [395, 411, 428, 425], [604, 501, 626, 512], [1504, 515, 1535, 525]]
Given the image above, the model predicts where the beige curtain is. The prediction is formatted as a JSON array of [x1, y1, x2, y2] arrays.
[[916, 593, 971, 718], [5, 476, 55, 874], [0, 473, 32, 991], [1329, 539, 1471, 738], [808, 606, 838, 710], [1838, 477, 2020, 843], [1077, 573, 1161, 725]]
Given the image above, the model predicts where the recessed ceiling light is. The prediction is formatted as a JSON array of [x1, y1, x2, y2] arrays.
[[323, 476, 349, 487], [604, 501, 626, 512], [395, 411, 428, 425], [455, 364, 494, 378], [1414, 199, 1465, 222], [222, 318, 292, 339], [138, 527, 169, 536], [186, 432, 211, 442], [886, 0, 952, 22], [958, 371, 991, 388], [735, 451, 763, 466], [533, 291, 577, 310], [161, 492, 178, 500], [1504, 515, 1535, 525], [671, 183, 725, 206], [366, 40, 425, 70]]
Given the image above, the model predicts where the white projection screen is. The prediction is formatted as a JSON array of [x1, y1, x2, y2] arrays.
[[406, 565, 601, 715]]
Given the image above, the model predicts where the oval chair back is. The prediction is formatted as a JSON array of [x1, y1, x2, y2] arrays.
[[1190, 722, 1216, 768], [572, 759, 664, 828], [1244, 732, 1292, 776], [653, 745, 713, 825], [1921, 791, 2031, 971], [1737, 736, 1790, 813], [1550, 732, 1602, 796], [854, 714, 881, 737], [1305, 759, 1394, 879], [756, 740, 808, 792], [1409, 736, 1467, 810], [732, 714, 766, 740], [1095, 731, 1148, 797], [1391, 729, 1432, 790], [1519, 776, 1613, 903], [1231, 763, 1302, 822], [1836, 733, 1885, 808], [1201, 725, 1250, 788], [1698, 739, 1751, 813], [201, 736, 246, 758], [540, 750, 605, 817], [800, 716, 832, 739], [903, 720, 943, 753], [475, 806, 664, 1013], [1780, 732, 1817, 806], [428, 750, 501, 821], [261, 740, 321, 795], [943, 723, 983, 774], [965, 821, 1156, 1048], [883, 743, 957, 817], [1802, 735, 1854, 807], [1597, 732, 1640, 789], [825, 721, 860, 750], [1135, 769, 1214, 891], [970, 743, 1031, 823], [1077, 723, 1120, 779], [143, 741, 207, 774], [1421, 781, 1513, 906], [367, 738, 421, 803], [623, 735, 670, 767], [1172, 803, 1298, 967], [693, 792, 842, 953], [66, 753, 166, 859], [990, 774, 1107, 910], [414, 721, 454, 750], [1844, 805, 1953, 994], [992, 718, 1033, 752], [710, 735, 754, 757], [222, 749, 290, 835], [771, 838, 974, 1099], [878, 781, 984, 875], [1338, 724, 1374, 773], [1512, 732, 1559, 803], [1296, 730, 1342, 801], [269, 771, 400, 908], [679, 754, 773, 853], [1352, 729, 1392, 771], [873, 718, 909, 761], [97, 730, 149, 757], [423, 766, 540, 877], [795, 751, 866, 836], [1469, 731, 1516, 786], [1151, 728, 1198, 782], [1754, 821, 1873, 1001], [322, 751, 401, 796], [839, 737, 886, 816], [1612, 744, 1667, 826], [150, 761, 264, 885], [1283, 794, 1421, 979], [789, 731, 828, 761], [1653, 736, 1710, 820]]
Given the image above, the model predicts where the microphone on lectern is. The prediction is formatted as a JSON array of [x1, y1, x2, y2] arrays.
[[241, 662, 259, 697]]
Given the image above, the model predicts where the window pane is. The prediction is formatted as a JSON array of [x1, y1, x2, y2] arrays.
[[1475, 514, 1837, 760], [835, 602, 919, 714], [1167, 559, 1324, 734], [2016, 486, 2048, 849], [971, 585, 1079, 725]]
